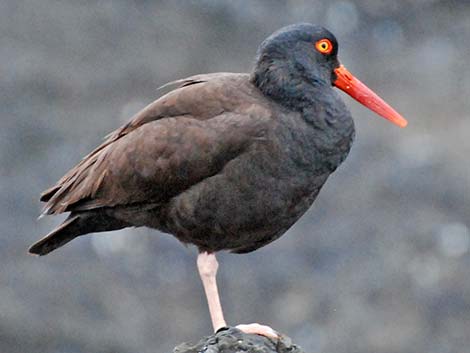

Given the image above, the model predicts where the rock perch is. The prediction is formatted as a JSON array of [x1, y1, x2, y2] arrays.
[[174, 327, 304, 353]]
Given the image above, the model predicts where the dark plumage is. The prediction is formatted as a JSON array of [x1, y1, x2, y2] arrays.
[[30, 24, 357, 256], [29, 23, 407, 337], [29, 23, 406, 259]]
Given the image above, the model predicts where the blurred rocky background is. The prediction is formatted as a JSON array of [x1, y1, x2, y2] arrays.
[[1, 1, 469, 352]]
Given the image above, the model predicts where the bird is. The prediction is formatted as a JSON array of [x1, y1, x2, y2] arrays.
[[29, 23, 407, 338]]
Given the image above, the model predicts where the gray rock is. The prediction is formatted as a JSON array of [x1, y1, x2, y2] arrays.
[[174, 328, 302, 353]]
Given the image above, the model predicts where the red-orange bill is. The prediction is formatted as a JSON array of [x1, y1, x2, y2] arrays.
[[333, 65, 408, 128]]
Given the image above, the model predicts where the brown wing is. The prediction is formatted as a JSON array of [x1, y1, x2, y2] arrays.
[[41, 73, 272, 215], [40, 73, 243, 203]]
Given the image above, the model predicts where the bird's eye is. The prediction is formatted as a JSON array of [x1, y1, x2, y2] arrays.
[[315, 39, 333, 55]]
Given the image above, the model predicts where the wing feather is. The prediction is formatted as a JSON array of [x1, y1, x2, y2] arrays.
[[41, 73, 252, 203], [41, 73, 272, 215]]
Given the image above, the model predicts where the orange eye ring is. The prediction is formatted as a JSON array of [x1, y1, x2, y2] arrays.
[[315, 38, 333, 55]]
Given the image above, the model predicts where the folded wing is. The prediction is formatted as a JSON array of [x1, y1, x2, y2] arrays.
[[40, 73, 271, 215]]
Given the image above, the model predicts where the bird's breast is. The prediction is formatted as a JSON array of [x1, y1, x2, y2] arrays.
[[158, 116, 344, 252]]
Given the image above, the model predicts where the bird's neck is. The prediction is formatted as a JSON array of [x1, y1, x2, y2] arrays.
[[251, 59, 354, 134], [251, 59, 329, 111]]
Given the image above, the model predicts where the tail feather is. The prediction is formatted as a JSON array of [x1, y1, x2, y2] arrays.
[[29, 215, 81, 256], [29, 211, 130, 256]]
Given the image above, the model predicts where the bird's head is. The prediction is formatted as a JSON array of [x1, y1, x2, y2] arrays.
[[252, 23, 407, 128]]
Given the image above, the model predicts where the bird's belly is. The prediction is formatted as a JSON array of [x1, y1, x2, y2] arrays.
[[158, 159, 327, 253]]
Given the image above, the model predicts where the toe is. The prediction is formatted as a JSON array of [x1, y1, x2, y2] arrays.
[[235, 323, 279, 339]]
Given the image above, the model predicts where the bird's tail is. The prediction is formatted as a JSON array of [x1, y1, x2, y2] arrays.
[[29, 211, 129, 256], [29, 215, 83, 255]]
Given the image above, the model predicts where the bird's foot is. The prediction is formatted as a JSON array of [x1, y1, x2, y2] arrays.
[[235, 323, 279, 339]]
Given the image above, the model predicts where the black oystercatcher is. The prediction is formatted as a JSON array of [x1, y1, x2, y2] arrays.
[[29, 24, 407, 337]]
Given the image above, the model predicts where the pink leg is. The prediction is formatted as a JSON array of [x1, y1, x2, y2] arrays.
[[197, 252, 279, 339], [197, 252, 227, 331]]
